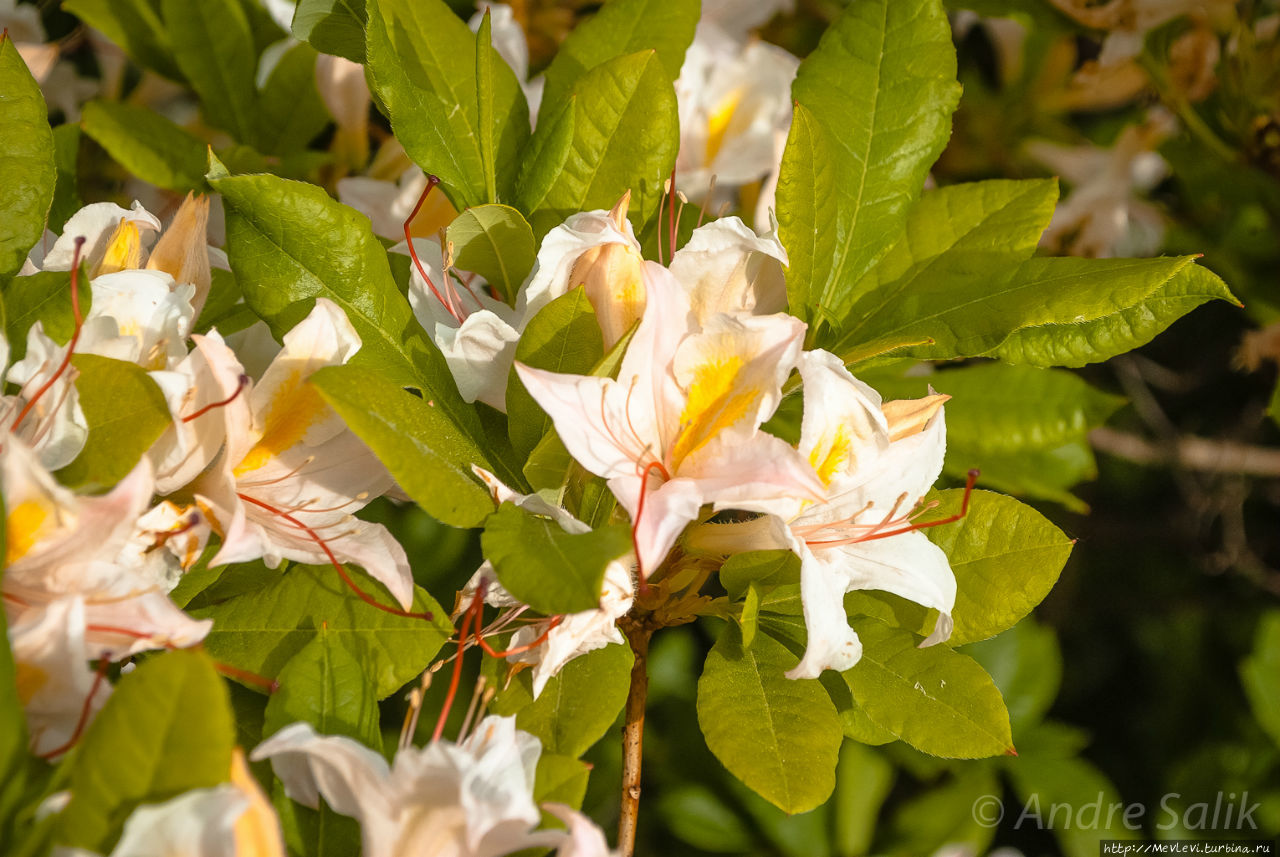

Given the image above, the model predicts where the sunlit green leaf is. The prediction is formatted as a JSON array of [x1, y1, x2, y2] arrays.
[[63, 0, 183, 81], [447, 205, 536, 305], [365, 0, 529, 208], [51, 650, 235, 852], [312, 363, 499, 528], [925, 489, 1073, 646], [163, 0, 261, 146], [81, 101, 208, 193], [0, 36, 55, 280], [293, 0, 367, 62], [843, 616, 1013, 758], [698, 622, 842, 813], [263, 628, 382, 747], [492, 643, 634, 759], [518, 51, 678, 237], [256, 43, 332, 157], [780, 0, 960, 333], [481, 502, 632, 615], [192, 563, 451, 699], [2, 268, 89, 362], [539, 0, 699, 121], [58, 355, 172, 492]]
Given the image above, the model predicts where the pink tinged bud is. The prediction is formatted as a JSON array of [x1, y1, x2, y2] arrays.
[[571, 191, 647, 349], [147, 192, 212, 317]]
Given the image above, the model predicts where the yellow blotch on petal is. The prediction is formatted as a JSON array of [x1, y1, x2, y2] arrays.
[[7, 499, 53, 565], [882, 393, 949, 443], [230, 747, 285, 857], [94, 219, 144, 277], [233, 370, 330, 476], [705, 88, 745, 164], [809, 426, 853, 488], [670, 354, 760, 471], [15, 662, 49, 706]]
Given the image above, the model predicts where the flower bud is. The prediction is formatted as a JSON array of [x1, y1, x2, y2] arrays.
[[570, 192, 647, 349], [147, 192, 212, 315]]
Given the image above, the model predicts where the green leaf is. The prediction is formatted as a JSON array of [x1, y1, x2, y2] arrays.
[[475, 10, 498, 205], [534, 753, 592, 807], [718, 550, 800, 599], [874, 362, 1123, 506], [163, 0, 261, 146], [81, 101, 208, 192], [256, 43, 332, 157], [365, 0, 530, 208], [0, 35, 55, 281], [492, 643, 634, 758], [49, 124, 83, 234], [658, 784, 755, 854], [274, 783, 361, 857], [698, 622, 843, 813], [63, 0, 183, 81], [505, 287, 603, 459], [51, 650, 235, 852], [1240, 610, 1280, 750], [263, 628, 382, 747], [780, 0, 960, 332], [538, 0, 699, 121], [311, 364, 498, 528], [518, 50, 679, 238], [58, 355, 172, 492], [842, 617, 1013, 758], [925, 489, 1073, 646], [447, 205, 536, 305], [210, 170, 423, 388], [1006, 755, 1139, 857], [833, 741, 895, 857], [963, 617, 1062, 735], [293, 0, 367, 63], [987, 262, 1241, 367], [887, 764, 1000, 856], [481, 502, 632, 615], [840, 251, 1212, 366], [2, 268, 89, 363], [825, 178, 1057, 352], [0, 604, 29, 847], [191, 563, 452, 699]]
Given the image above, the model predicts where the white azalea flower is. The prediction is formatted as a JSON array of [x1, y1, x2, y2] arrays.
[[158, 299, 413, 609], [690, 350, 956, 678], [3, 324, 89, 470], [8, 596, 110, 758], [1, 438, 211, 660], [253, 716, 563, 857], [1028, 111, 1175, 258], [674, 24, 798, 214], [517, 262, 822, 575]]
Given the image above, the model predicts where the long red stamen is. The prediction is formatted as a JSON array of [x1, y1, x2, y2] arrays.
[[182, 375, 249, 423], [14, 237, 86, 430], [630, 461, 669, 595], [214, 660, 279, 692], [404, 175, 463, 324], [857, 469, 980, 543], [475, 614, 565, 658], [37, 656, 109, 759], [237, 493, 433, 621], [83, 624, 280, 692], [432, 584, 484, 743]]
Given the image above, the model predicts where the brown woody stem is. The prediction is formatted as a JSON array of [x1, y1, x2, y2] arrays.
[[618, 623, 653, 857]]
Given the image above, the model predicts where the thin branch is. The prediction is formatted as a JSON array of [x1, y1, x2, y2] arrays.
[[617, 623, 653, 857], [1090, 427, 1280, 477]]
